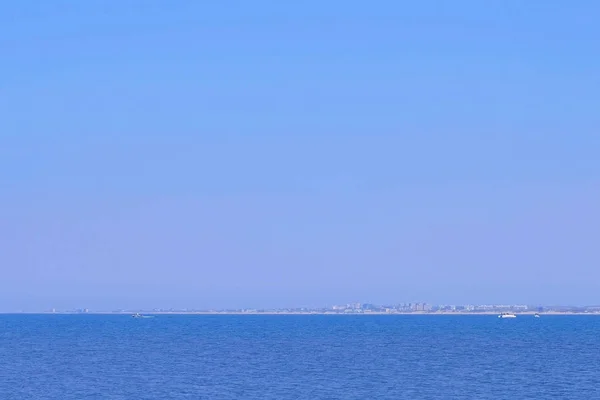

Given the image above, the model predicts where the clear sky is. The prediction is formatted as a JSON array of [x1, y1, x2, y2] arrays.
[[1, 1, 599, 311]]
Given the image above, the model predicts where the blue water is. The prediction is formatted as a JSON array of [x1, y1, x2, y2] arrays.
[[1, 315, 599, 399]]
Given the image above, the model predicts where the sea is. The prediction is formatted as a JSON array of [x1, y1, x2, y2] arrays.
[[1, 314, 599, 399]]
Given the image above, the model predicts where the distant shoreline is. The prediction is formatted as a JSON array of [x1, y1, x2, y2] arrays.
[[5, 311, 600, 316]]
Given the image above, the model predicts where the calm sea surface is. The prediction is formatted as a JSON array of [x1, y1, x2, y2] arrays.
[[1, 314, 599, 399]]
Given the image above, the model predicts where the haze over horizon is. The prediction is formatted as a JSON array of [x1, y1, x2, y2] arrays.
[[1, 1, 599, 312]]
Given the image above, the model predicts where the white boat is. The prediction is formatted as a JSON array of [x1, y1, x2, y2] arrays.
[[132, 313, 154, 319], [498, 312, 516, 318], [534, 313, 540, 318]]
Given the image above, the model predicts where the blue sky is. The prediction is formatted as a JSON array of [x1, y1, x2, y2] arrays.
[[1, 1, 599, 310]]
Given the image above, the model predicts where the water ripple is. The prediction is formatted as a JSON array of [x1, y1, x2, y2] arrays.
[[0, 315, 598, 399]]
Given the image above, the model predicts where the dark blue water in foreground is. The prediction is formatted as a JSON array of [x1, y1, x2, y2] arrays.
[[1, 315, 599, 399]]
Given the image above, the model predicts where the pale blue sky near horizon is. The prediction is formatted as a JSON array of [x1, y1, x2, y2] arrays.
[[1, 1, 599, 311]]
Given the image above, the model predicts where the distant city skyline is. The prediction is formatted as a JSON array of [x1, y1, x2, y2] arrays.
[[10, 301, 600, 315]]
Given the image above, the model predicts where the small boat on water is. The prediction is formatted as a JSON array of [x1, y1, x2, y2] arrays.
[[534, 313, 540, 318], [132, 313, 153, 318], [498, 312, 517, 319]]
